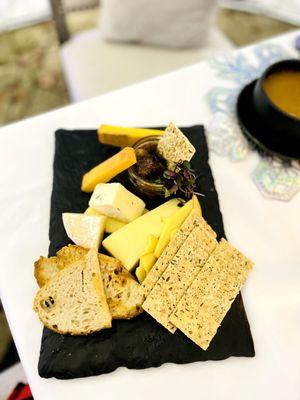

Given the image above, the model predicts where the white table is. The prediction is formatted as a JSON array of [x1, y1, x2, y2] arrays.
[[0, 31, 299, 400]]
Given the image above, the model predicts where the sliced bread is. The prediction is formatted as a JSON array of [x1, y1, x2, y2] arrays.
[[33, 249, 112, 335], [35, 245, 143, 320]]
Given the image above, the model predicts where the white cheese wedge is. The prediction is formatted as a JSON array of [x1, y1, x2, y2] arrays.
[[62, 213, 106, 249], [89, 182, 145, 223], [102, 198, 182, 271]]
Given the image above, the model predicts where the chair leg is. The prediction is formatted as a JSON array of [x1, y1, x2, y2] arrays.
[[50, 0, 70, 44]]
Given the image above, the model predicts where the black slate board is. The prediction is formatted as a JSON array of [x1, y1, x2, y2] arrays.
[[38, 126, 255, 379]]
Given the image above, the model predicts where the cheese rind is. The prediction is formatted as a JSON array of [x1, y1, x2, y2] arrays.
[[89, 182, 145, 223], [98, 125, 164, 148], [102, 199, 182, 271], [81, 147, 136, 193], [62, 213, 106, 249]]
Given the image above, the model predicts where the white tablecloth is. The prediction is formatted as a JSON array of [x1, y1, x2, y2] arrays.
[[0, 31, 299, 400]]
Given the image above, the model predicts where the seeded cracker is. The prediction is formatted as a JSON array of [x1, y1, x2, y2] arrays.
[[170, 239, 253, 350], [157, 122, 196, 168], [142, 222, 217, 333], [141, 212, 203, 298]]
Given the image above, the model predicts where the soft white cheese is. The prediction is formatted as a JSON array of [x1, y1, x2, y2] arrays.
[[62, 213, 106, 249], [89, 182, 145, 223]]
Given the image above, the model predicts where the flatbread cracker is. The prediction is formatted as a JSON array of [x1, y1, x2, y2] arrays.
[[157, 122, 195, 168], [170, 239, 253, 350], [142, 223, 217, 332], [141, 212, 204, 298]]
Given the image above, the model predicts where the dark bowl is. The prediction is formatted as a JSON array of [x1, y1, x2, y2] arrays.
[[252, 59, 300, 159]]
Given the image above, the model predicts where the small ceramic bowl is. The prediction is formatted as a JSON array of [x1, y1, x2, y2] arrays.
[[237, 59, 300, 160]]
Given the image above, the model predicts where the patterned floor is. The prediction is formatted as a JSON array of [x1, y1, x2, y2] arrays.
[[0, 8, 295, 372]]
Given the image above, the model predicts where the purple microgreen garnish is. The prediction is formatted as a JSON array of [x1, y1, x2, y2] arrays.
[[161, 160, 203, 201]]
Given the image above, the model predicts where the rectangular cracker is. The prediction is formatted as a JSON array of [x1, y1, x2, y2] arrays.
[[142, 223, 217, 333], [141, 213, 204, 298], [170, 239, 253, 350], [157, 122, 195, 168]]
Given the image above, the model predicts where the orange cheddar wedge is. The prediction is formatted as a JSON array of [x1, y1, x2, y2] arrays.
[[98, 125, 164, 148], [81, 147, 136, 193]]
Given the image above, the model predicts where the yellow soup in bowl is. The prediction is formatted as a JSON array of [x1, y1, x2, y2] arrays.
[[263, 70, 300, 119]]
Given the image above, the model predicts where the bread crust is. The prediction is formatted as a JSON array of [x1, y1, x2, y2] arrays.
[[34, 245, 143, 321]]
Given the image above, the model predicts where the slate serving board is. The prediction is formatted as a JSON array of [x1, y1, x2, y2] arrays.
[[38, 126, 255, 379]]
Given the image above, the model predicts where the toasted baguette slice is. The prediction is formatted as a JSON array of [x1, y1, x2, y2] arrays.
[[33, 249, 112, 335], [34, 245, 143, 320]]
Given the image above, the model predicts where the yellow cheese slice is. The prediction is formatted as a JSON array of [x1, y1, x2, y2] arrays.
[[81, 147, 136, 193], [193, 195, 202, 216], [136, 266, 146, 283], [154, 198, 194, 258], [140, 253, 157, 273], [62, 213, 106, 249], [98, 125, 164, 148], [141, 235, 158, 257], [102, 199, 182, 271], [84, 207, 127, 233]]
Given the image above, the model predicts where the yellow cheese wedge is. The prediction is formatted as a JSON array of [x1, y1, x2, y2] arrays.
[[193, 195, 202, 216], [154, 198, 194, 258], [141, 235, 158, 257], [98, 125, 164, 148], [62, 213, 106, 249], [136, 266, 146, 283], [105, 218, 127, 234], [140, 253, 157, 273], [81, 147, 136, 193], [84, 207, 126, 233], [102, 199, 182, 271]]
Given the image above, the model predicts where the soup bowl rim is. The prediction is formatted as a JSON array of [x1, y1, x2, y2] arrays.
[[260, 58, 300, 123]]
